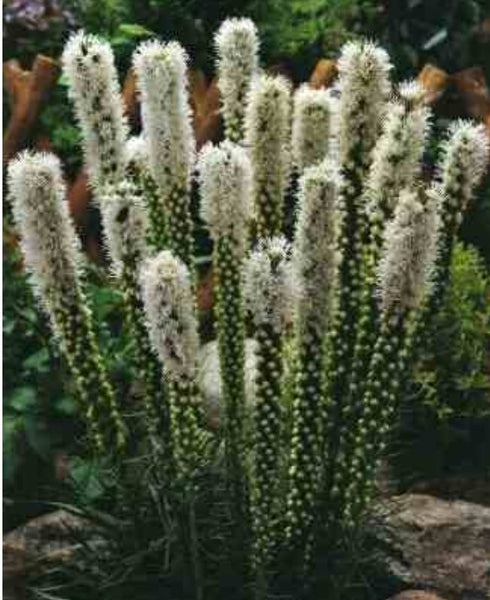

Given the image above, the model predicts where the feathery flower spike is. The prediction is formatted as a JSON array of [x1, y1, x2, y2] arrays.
[[285, 160, 340, 561], [133, 40, 195, 267], [245, 74, 291, 238], [9, 151, 126, 453], [62, 31, 128, 190], [101, 180, 170, 448], [140, 251, 201, 477], [343, 186, 439, 526], [215, 17, 259, 143], [244, 236, 294, 570], [292, 85, 334, 171], [198, 140, 252, 513]]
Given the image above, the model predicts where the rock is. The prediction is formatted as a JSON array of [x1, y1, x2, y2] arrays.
[[408, 477, 490, 507], [373, 494, 490, 600], [386, 592, 449, 600], [3, 509, 100, 600]]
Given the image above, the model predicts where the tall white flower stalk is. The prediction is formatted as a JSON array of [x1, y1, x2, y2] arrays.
[[215, 17, 259, 143], [291, 85, 334, 172], [325, 84, 432, 510], [337, 41, 392, 171], [323, 41, 392, 480], [133, 40, 195, 268], [62, 31, 128, 191], [245, 74, 291, 239], [342, 186, 439, 527], [140, 251, 202, 478], [244, 237, 294, 572], [198, 141, 252, 513], [8, 151, 126, 454], [285, 160, 340, 558], [366, 81, 431, 253], [125, 135, 167, 251], [101, 180, 170, 448], [428, 120, 489, 311]]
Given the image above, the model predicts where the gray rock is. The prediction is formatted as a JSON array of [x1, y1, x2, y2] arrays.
[[385, 592, 449, 600], [3, 509, 101, 600], [373, 493, 490, 600]]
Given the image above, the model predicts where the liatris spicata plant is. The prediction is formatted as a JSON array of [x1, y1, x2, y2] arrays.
[[285, 160, 340, 556], [140, 250, 202, 479], [100, 180, 169, 448], [8, 151, 126, 454], [62, 31, 128, 191], [342, 186, 439, 525], [133, 40, 195, 269], [198, 140, 251, 512], [324, 82, 432, 516], [427, 121, 489, 312], [215, 17, 259, 143], [244, 236, 294, 572], [245, 74, 291, 239], [321, 41, 392, 507], [330, 40, 392, 361], [10, 19, 488, 600]]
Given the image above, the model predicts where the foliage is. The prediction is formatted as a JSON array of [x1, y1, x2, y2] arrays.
[[417, 243, 490, 420], [380, 0, 490, 78], [3, 228, 132, 530], [3, 234, 74, 529], [392, 243, 490, 485]]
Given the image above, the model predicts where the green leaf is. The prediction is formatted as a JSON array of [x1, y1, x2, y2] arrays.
[[23, 348, 50, 373], [24, 417, 51, 459], [117, 23, 154, 38], [3, 416, 23, 483], [7, 387, 37, 412], [56, 396, 77, 416], [3, 318, 15, 335], [69, 457, 105, 502]]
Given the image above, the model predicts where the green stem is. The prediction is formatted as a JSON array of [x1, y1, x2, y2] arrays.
[[56, 291, 126, 455], [285, 320, 326, 556], [165, 183, 194, 272], [120, 254, 171, 458], [215, 235, 247, 516], [342, 315, 410, 525], [250, 323, 283, 576], [128, 165, 168, 252]]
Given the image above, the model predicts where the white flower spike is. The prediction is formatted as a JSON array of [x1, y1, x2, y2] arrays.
[[198, 140, 252, 251], [140, 251, 199, 380], [100, 179, 151, 278], [378, 186, 439, 317], [292, 85, 334, 171], [337, 40, 392, 166], [215, 17, 259, 142], [245, 73, 292, 237], [62, 31, 128, 189], [8, 151, 83, 331], [133, 40, 195, 197], [244, 236, 295, 333]]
